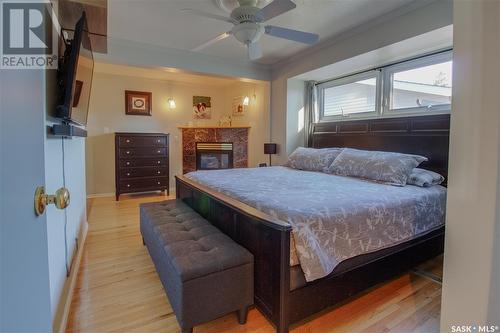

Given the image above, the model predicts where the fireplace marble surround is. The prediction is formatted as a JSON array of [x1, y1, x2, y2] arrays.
[[179, 126, 250, 174]]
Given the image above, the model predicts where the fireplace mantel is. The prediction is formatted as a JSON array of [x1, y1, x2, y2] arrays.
[[180, 127, 249, 174]]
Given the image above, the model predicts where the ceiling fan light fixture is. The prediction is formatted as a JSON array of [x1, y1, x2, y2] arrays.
[[232, 22, 263, 44]]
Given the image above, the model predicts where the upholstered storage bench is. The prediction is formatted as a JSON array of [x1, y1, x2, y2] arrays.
[[140, 199, 254, 333]]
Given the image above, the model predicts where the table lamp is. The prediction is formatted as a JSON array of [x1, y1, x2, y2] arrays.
[[264, 143, 277, 166]]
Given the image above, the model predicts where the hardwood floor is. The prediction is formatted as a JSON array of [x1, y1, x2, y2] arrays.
[[67, 194, 443, 333]]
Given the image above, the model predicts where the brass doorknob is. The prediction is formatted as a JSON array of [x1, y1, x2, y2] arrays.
[[34, 186, 70, 216]]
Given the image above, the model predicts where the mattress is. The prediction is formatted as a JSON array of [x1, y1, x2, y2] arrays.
[[185, 166, 446, 282]]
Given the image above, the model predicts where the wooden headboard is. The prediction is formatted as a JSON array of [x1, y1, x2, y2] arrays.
[[311, 114, 450, 180]]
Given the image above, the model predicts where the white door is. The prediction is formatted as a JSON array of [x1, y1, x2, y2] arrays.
[[1, 2, 87, 331], [0, 70, 53, 331]]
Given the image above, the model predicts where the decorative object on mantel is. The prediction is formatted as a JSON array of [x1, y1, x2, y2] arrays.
[[219, 115, 232, 127], [125, 90, 152, 116], [232, 96, 245, 116], [243, 96, 250, 106], [193, 96, 211, 119], [264, 143, 277, 166]]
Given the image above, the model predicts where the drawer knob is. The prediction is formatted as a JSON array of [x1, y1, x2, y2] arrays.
[[157, 171, 161, 174], [126, 162, 130, 166], [157, 150, 161, 153], [126, 151, 130, 154], [126, 139, 130, 143], [157, 161, 161, 164], [127, 184, 130, 188], [157, 139, 161, 143], [126, 173, 130, 176], [157, 181, 161, 185]]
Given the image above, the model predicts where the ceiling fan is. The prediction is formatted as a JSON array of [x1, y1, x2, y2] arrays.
[[182, 0, 319, 60]]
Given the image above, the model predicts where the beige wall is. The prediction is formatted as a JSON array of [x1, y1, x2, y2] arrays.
[[440, 0, 500, 328], [86, 66, 270, 195]]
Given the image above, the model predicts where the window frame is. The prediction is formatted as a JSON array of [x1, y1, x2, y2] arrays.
[[317, 70, 382, 122], [382, 51, 452, 116], [317, 50, 452, 122]]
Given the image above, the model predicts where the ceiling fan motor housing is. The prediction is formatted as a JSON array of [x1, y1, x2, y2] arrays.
[[232, 22, 264, 45], [231, 5, 261, 23]]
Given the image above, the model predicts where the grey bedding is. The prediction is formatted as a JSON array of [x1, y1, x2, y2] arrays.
[[185, 166, 446, 282]]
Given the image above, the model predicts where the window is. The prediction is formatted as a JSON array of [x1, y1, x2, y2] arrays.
[[384, 52, 452, 114], [319, 71, 380, 120], [318, 51, 452, 121]]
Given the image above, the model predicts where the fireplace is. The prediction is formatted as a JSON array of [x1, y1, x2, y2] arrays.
[[180, 127, 249, 174], [196, 142, 233, 170]]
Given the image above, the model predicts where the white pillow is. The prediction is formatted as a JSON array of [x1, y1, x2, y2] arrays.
[[407, 168, 445, 187], [327, 148, 428, 186], [285, 147, 343, 173]]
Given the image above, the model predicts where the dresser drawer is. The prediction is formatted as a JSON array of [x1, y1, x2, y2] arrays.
[[119, 177, 168, 192], [120, 167, 167, 178], [119, 135, 167, 147], [119, 158, 167, 168], [119, 147, 167, 158]]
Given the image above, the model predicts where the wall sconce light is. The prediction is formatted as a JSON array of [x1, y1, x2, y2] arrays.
[[243, 96, 250, 106], [168, 98, 176, 109]]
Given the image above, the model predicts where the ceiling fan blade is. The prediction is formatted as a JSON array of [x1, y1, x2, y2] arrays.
[[256, 0, 296, 22], [192, 31, 232, 52], [248, 42, 263, 60], [265, 25, 319, 44], [181, 8, 238, 24]]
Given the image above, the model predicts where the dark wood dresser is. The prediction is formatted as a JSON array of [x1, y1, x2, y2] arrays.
[[115, 132, 169, 201]]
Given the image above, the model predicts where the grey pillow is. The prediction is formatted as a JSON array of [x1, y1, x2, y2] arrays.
[[327, 148, 428, 186], [285, 147, 343, 172], [407, 168, 444, 187]]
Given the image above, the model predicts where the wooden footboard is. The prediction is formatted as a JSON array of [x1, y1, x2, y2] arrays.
[[176, 176, 292, 333]]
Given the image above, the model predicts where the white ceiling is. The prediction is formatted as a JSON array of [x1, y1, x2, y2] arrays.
[[93, 62, 263, 86], [108, 0, 419, 65]]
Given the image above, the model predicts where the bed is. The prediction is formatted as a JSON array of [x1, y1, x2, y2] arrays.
[[176, 114, 450, 333]]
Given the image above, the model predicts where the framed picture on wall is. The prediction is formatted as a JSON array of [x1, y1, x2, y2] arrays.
[[125, 90, 152, 116], [193, 95, 211, 119], [232, 96, 245, 116]]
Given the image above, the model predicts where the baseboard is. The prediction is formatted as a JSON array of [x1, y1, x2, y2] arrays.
[[52, 220, 89, 333], [86, 192, 115, 199], [87, 188, 176, 199]]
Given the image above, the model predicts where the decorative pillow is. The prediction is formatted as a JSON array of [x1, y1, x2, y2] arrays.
[[285, 147, 343, 172], [327, 148, 428, 186], [407, 168, 445, 187]]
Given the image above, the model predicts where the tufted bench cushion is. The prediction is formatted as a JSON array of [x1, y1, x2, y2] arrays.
[[140, 199, 254, 333]]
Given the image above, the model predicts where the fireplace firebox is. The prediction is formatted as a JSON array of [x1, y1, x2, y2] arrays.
[[196, 143, 233, 170]]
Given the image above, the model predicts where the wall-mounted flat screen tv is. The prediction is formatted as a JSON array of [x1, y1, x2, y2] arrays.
[[56, 12, 94, 126]]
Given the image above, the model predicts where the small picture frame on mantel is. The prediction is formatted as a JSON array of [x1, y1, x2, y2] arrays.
[[125, 90, 152, 116]]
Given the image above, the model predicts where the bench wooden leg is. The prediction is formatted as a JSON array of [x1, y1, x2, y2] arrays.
[[237, 306, 249, 325], [142, 237, 145, 246]]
